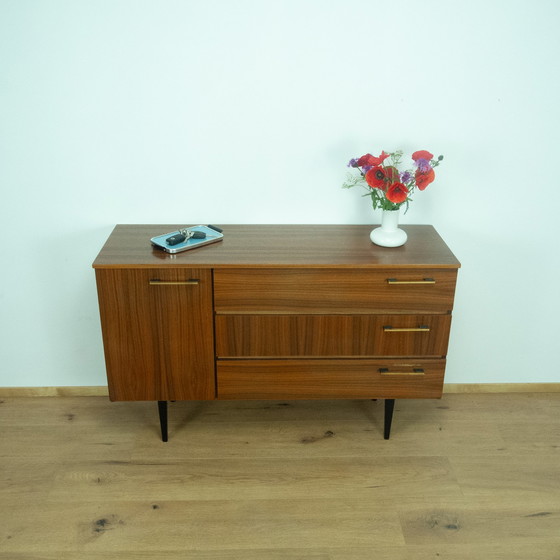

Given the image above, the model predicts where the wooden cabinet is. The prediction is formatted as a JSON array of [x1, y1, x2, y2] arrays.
[[95, 268, 215, 401], [93, 224, 460, 439]]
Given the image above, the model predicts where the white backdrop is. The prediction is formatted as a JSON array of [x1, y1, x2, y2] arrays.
[[1, 0, 559, 387]]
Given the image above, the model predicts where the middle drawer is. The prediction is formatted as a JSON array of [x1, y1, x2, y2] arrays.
[[215, 314, 451, 358]]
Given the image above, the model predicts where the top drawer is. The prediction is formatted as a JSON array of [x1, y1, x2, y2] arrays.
[[214, 268, 457, 314]]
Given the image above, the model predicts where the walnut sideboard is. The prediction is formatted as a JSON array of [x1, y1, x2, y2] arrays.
[[93, 224, 460, 441]]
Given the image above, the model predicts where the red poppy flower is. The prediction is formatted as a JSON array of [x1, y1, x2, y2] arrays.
[[357, 151, 389, 167], [386, 182, 409, 204], [356, 154, 376, 167], [365, 166, 387, 189], [384, 165, 400, 183], [371, 151, 390, 165], [412, 150, 433, 161], [415, 168, 435, 190]]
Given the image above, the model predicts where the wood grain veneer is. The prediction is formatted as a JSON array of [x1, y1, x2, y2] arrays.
[[217, 359, 446, 399], [92, 224, 460, 269], [215, 314, 452, 358], [214, 268, 457, 313], [95, 268, 215, 401]]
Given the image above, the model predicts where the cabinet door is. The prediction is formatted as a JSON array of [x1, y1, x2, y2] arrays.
[[95, 268, 215, 401]]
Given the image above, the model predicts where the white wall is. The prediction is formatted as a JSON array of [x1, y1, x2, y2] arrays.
[[1, 0, 559, 387]]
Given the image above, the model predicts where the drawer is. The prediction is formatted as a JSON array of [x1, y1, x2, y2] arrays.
[[217, 359, 445, 399], [214, 268, 457, 313], [215, 314, 451, 358]]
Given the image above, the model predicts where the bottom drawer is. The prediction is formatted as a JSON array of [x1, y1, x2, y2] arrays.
[[217, 359, 445, 400]]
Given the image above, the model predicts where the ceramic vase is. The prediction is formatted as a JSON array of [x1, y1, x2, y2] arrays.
[[370, 209, 407, 247]]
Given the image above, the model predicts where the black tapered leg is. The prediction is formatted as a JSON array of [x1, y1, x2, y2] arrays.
[[157, 400, 168, 442], [384, 399, 395, 440]]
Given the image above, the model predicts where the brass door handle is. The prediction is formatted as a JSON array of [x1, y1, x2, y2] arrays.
[[383, 325, 430, 332], [387, 278, 435, 285], [379, 368, 425, 376], [149, 279, 200, 286]]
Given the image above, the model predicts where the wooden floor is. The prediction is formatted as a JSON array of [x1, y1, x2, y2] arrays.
[[1, 393, 559, 559]]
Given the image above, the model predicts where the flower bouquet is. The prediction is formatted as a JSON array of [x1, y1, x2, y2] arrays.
[[343, 149, 444, 246], [343, 149, 443, 213]]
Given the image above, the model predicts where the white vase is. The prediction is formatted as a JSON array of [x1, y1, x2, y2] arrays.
[[370, 209, 407, 247]]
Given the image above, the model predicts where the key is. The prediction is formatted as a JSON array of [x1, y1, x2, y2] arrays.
[[166, 233, 186, 245], [166, 229, 206, 245]]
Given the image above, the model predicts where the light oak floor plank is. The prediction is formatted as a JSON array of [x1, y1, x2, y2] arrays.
[[1, 394, 559, 558]]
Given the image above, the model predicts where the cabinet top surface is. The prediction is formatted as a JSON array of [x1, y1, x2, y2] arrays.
[[92, 224, 460, 269]]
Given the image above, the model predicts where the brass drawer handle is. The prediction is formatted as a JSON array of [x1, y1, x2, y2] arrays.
[[379, 368, 425, 376], [149, 279, 200, 286], [387, 278, 435, 285], [383, 325, 430, 332]]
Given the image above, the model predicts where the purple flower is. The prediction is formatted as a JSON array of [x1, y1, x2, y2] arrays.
[[401, 171, 412, 183], [347, 158, 359, 168], [415, 158, 432, 172]]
